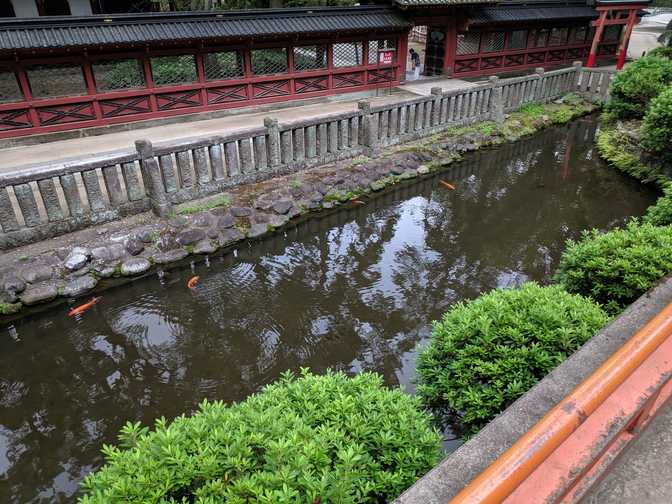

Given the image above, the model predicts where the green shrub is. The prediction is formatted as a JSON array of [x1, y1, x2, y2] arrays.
[[416, 283, 608, 435], [648, 46, 672, 60], [644, 184, 672, 225], [554, 221, 672, 314], [604, 56, 672, 121], [79, 370, 442, 504], [642, 86, 672, 161]]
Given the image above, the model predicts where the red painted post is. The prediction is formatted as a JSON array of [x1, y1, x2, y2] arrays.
[[397, 33, 409, 82], [616, 9, 638, 70], [443, 18, 457, 76], [587, 10, 608, 68]]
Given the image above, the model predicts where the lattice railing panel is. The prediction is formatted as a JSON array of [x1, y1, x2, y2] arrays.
[[93, 59, 146, 92], [0, 109, 32, 130], [333, 71, 365, 88], [100, 96, 152, 118], [207, 85, 248, 104], [481, 56, 502, 69], [204, 51, 244, 81], [548, 50, 566, 62], [504, 54, 525, 66], [293, 46, 327, 72], [252, 80, 290, 98], [333, 42, 363, 68], [295, 76, 328, 93], [0, 68, 24, 104], [454, 59, 479, 73], [527, 52, 546, 64], [156, 90, 201, 110], [37, 102, 96, 125], [151, 55, 197, 87], [26, 64, 87, 99], [251, 48, 288, 76], [368, 68, 394, 83]]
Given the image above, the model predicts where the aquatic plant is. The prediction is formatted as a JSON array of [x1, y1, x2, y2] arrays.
[[79, 370, 442, 503], [554, 221, 672, 314], [416, 283, 608, 435]]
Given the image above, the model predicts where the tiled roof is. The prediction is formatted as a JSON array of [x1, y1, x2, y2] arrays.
[[468, 5, 598, 26], [396, 0, 498, 6], [0, 7, 410, 52]]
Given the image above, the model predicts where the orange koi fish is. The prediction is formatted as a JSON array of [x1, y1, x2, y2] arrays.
[[439, 180, 456, 190], [351, 199, 365, 205], [67, 297, 102, 317], [187, 276, 200, 289]]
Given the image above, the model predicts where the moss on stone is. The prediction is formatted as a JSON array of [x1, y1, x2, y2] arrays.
[[0, 302, 22, 315]]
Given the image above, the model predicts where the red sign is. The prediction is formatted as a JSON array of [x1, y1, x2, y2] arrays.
[[379, 50, 394, 65]]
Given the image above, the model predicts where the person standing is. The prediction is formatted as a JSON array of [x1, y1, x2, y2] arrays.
[[409, 48, 421, 80]]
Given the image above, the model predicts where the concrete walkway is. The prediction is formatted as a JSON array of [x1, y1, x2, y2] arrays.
[[583, 399, 672, 503], [0, 91, 419, 173]]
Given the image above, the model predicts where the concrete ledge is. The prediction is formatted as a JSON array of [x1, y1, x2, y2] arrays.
[[395, 276, 672, 503]]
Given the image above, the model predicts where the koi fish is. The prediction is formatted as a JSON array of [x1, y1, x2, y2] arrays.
[[439, 180, 456, 190], [67, 297, 102, 317], [187, 276, 200, 289], [351, 199, 365, 205]]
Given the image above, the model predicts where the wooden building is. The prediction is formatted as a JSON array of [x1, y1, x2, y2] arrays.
[[0, 0, 649, 139]]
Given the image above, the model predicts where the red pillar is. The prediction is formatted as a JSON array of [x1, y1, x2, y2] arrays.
[[587, 10, 608, 68], [443, 17, 457, 76], [617, 9, 638, 70]]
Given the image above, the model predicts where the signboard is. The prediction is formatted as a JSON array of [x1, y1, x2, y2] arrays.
[[378, 50, 395, 65]]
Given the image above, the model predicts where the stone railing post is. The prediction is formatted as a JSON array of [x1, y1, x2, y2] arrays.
[[535, 67, 546, 101], [572, 60, 584, 93], [358, 100, 379, 150], [264, 117, 281, 168], [489, 76, 504, 124], [135, 139, 172, 218], [430, 87, 442, 126]]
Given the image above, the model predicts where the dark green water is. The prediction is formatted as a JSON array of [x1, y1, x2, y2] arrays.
[[0, 117, 657, 503]]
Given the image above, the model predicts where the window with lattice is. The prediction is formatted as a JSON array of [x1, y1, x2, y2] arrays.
[[293, 46, 327, 72], [27, 63, 87, 99], [531, 29, 550, 48], [368, 39, 396, 64], [570, 26, 588, 44], [456, 32, 480, 55], [602, 25, 622, 43], [506, 30, 528, 50], [0, 68, 23, 103], [93, 59, 146, 92], [151, 55, 197, 87], [333, 42, 363, 68], [251, 48, 288, 76], [549, 27, 569, 46], [482, 32, 505, 53], [204, 51, 244, 81]]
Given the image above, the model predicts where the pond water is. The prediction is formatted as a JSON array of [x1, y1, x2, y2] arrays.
[[0, 116, 657, 503]]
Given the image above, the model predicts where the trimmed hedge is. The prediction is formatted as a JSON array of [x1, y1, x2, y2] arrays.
[[416, 283, 608, 435], [642, 86, 672, 162], [644, 184, 672, 226], [79, 370, 442, 504], [554, 221, 672, 315], [603, 56, 672, 121]]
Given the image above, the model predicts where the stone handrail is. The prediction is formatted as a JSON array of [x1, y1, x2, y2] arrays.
[[0, 63, 613, 249]]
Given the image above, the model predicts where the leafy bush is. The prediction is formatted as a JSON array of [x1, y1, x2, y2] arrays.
[[554, 221, 672, 314], [642, 86, 672, 161], [603, 56, 672, 121], [648, 46, 672, 60], [416, 283, 608, 435], [79, 370, 442, 504], [644, 184, 672, 225]]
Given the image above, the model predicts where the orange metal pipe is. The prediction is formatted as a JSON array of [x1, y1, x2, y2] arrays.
[[449, 302, 672, 504]]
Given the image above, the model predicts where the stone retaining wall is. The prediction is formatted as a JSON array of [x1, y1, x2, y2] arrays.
[[0, 64, 613, 250]]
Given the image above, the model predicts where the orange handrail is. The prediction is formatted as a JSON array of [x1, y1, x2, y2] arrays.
[[449, 302, 672, 504]]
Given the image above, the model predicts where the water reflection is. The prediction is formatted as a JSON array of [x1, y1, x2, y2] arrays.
[[0, 117, 656, 503]]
